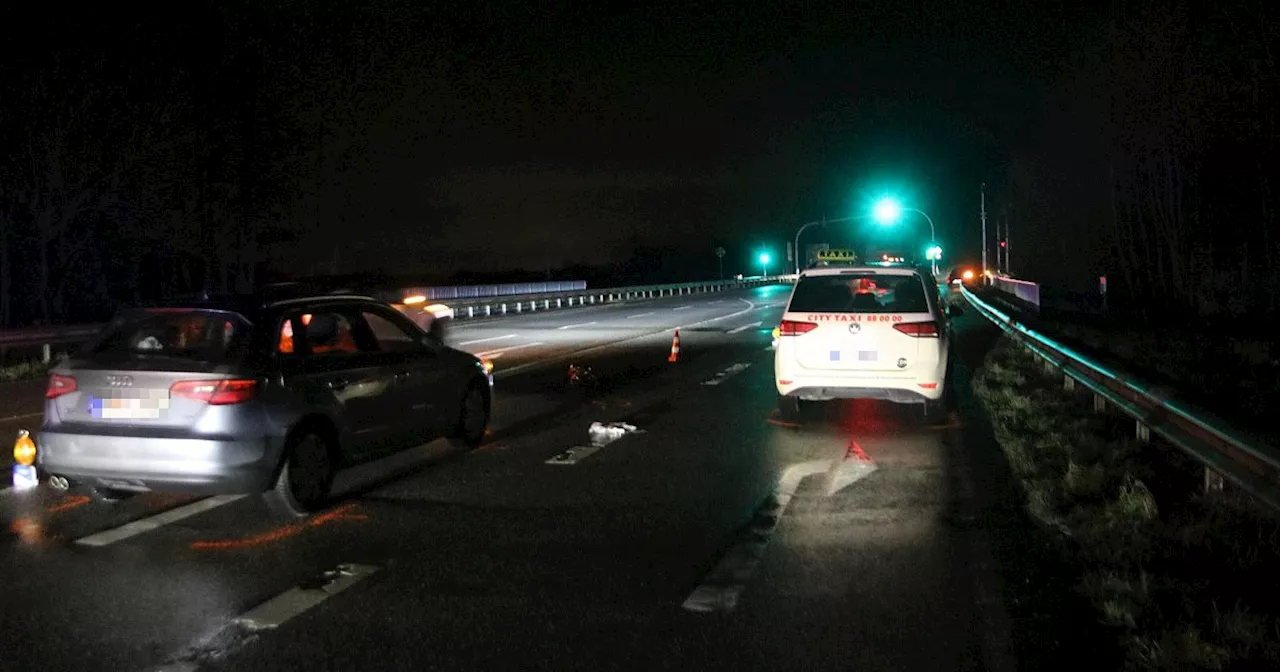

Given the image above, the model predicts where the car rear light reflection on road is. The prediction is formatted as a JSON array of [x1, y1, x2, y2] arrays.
[[893, 321, 940, 338], [778, 320, 818, 336], [170, 379, 258, 405], [46, 374, 77, 399]]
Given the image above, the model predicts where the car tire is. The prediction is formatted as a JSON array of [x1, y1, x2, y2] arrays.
[[264, 431, 334, 518], [777, 394, 802, 421], [448, 380, 490, 450]]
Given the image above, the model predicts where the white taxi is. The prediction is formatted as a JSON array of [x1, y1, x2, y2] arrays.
[[773, 265, 960, 421]]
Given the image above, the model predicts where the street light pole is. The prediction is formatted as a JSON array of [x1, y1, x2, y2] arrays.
[[793, 214, 864, 274], [900, 207, 938, 275], [980, 183, 988, 282]]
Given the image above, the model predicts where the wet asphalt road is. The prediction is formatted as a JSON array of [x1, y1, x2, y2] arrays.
[[0, 285, 1017, 672]]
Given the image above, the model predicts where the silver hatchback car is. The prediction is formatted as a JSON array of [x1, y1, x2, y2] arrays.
[[36, 291, 493, 517]]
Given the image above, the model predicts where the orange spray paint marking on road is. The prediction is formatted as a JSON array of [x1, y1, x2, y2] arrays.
[[189, 503, 364, 551], [46, 495, 91, 513]]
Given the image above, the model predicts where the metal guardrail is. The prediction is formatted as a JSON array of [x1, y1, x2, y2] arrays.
[[962, 284, 1280, 511], [0, 275, 795, 360]]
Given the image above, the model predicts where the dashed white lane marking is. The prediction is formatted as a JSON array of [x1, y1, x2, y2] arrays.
[[702, 362, 752, 386], [674, 305, 692, 311], [626, 312, 656, 319], [727, 321, 762, 334], [457, 334, 517, 346], [495, 298, 758, 380], [557, 321, 598, 330], [545, 445, 602, 465], [75, 495, 246, 547], [474, 342, 544, 358], [235, 563, 380, 631]]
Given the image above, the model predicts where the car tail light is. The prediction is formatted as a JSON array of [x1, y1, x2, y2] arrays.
[[778, 320, 818, 336], [170, 379, 258, 405], [893, 321, 940, 338], [46, 374, 77, 399]]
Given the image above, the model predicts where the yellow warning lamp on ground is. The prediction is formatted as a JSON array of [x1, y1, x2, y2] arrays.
[[14, 429, 36, 467]]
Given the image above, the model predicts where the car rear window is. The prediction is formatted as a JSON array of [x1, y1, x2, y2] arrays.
[[787, 273, 931, 313], [88, 309, 252, 362]]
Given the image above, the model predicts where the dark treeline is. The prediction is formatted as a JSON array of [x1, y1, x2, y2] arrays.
[[0, 2, 450, 327], [997, 0, 1280, 320]]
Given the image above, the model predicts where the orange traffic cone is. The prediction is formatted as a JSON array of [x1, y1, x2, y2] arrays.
[[668, 329, 681, 362]]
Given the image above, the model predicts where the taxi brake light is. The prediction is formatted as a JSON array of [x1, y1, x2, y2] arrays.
[[46, 374, 77, 399], [778, 320, 818, 336], [170, 379, 258, 405], [893, 321, 939, 338]]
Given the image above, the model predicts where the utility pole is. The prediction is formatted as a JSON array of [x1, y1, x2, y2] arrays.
[[980, 183, 988, 283], [1004, 209, 1011, 275]]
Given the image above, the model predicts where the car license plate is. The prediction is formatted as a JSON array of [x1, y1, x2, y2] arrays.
[[12, 464, 39, 490], [89, 394, 171, 419]]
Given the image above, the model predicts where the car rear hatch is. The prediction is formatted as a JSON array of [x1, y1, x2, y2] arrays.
[[781, 271, 938, 373], [47, 309, 258, 430]]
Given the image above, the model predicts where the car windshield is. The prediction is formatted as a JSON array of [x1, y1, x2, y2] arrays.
[[87, 309, 253, 363], [788, 273, 930, 313]]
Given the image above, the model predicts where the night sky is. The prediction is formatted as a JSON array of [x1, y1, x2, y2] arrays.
[[322, 0, 1084, 276], [3, 0, 1154, 296]]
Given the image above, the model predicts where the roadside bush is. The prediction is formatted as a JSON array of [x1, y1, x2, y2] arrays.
[[974, 335, 1280, 670]]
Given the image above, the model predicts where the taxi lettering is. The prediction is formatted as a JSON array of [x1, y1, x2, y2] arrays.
[[806, 314, 905, 322]]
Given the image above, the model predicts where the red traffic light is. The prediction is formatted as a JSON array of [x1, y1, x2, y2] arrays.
[[999, 240, 1007, 248]]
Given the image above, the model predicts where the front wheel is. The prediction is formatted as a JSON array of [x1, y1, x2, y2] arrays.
[[448, 381, 491, 450], [264, 432, 334, 518]]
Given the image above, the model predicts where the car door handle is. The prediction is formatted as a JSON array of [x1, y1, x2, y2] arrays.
[[328, 378, 350, 390]]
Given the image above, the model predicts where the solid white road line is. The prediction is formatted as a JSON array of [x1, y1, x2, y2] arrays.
[[626, 312, 656, 319], [235, 563, 380, 631], [457, 334, 517, 346], [674, 305, 692, 311], [682, 458, 876, 613], [0, 411, 43, 422], [474, 342, 544, 358], [75, 495, 246, 547], [557, 321, 598, 330], [727, 321, 762, 334]]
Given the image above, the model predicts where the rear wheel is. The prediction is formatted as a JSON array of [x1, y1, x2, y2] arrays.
[[264, 432, 334, 518], [448, 380, 490, 450], [777, 394, 802, 421]]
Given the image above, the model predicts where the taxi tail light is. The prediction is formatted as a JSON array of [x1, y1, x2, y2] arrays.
[[170, 379, 258, 405], [46, 374, 78, 399], [778, 320, 818, 336], [893, 321, 940, 338]]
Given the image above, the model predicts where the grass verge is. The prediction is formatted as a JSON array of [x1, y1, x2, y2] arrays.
[[974, 336, 1280, 670], [0, 358, 54, 383]]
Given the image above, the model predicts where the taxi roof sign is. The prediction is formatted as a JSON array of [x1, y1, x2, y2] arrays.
[[816, 249, 857, 262]]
